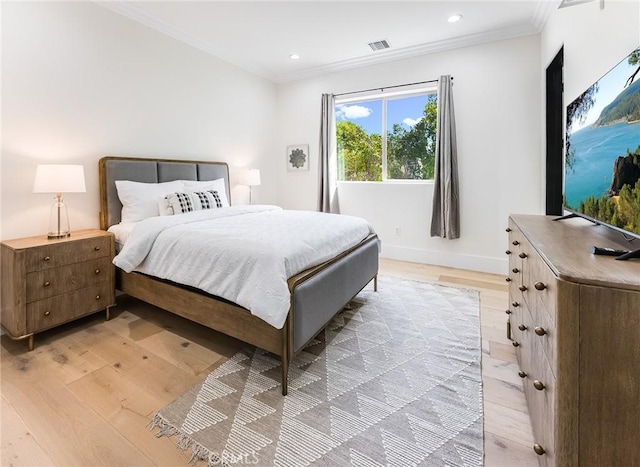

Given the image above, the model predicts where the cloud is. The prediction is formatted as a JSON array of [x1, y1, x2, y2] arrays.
[[403, 117, 423, 127], [336, 104, 372, 120]]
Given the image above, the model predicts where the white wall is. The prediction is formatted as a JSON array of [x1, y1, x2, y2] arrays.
[[1, 1, 278, 240], [276, 35, 542, 274]]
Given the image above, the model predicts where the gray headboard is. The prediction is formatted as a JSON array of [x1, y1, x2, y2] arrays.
[[99, 156, 230, 229]]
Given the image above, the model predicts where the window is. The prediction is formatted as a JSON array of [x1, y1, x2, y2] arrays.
[[335, 89, 437, 181]]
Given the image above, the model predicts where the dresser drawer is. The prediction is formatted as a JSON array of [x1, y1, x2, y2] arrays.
[[525, 248, 557, 325], [526, 355, 556, 466], [25, 236, 111, 272], [26, 284, 112, 332], [529, 293, 557, 378], [26, 257, 112, 303]]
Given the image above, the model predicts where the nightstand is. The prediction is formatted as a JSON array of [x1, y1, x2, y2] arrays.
[[1, 229, 115, 350]]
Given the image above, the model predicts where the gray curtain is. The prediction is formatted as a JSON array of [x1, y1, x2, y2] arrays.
[[318, 93, 339, 213], [430, 75, 459, 239]]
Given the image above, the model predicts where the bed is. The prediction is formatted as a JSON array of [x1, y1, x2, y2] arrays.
[[99, 156, 379, 395]]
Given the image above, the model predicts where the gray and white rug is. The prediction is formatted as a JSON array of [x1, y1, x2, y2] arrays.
[[151, 276, 483, 466]]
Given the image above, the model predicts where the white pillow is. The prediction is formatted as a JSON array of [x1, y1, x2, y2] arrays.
[[183, 178, 229, 207], [164, 190, 224, 215], [115, 179, 185, 223]]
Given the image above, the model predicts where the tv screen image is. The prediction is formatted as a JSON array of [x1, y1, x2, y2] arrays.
[[565, 46, 640, 240]]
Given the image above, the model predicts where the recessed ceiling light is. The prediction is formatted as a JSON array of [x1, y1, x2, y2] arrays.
[[448, 14, 463, 23], [289, 53, 300, 60]]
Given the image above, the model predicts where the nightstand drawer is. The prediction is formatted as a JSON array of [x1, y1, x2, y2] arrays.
[[25, 236, 111, 272], [26, 257, 112, 303], [27, 284, 112, 332]]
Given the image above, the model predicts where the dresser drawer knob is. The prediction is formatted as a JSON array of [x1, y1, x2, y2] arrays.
[[512, 268, 520, 273], [533, 380, 545, 391], [534, 281, 546, 291], [506, 227, 512, 232], [512, 301, 520, 308], [505, 277, 512, 283], [44, 281, 51, 287], [96, 295, 101, 300], [512, 341, 520, 347], [533, 444, 546, 455], [518, 370, 527, 378], [512, 240, 520, 246], [94, 246, 101, 251], [44, 311, 50, 316], [505, 250, 512, 255], [43, 256, 51, 262], [519, 285, 528, 292], [95, 269, 101, 274], [505, 309, 512, 315], [534, 326, 547, 336], [518, 324, 528, 331], [519, 252, 528, 259]]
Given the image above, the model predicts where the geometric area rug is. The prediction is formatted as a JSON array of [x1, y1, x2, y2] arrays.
[[150, 276, 484, 466]]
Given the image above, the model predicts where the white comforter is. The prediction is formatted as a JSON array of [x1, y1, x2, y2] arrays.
[[112, 205, 375, 329]]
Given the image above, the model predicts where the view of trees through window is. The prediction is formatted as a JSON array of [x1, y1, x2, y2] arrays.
[[336, 92, 437, 181]]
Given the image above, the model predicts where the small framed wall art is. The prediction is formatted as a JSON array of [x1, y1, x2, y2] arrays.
[[287, 144, 310, 171]]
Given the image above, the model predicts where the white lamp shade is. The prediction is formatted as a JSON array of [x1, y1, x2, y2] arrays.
[[33, 164, 86, 193], [237, 168, 261, 186], [247, 169, 261, 186]]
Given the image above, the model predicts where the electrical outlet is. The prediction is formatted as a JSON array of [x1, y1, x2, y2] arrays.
[[395, 227, 401, 236]]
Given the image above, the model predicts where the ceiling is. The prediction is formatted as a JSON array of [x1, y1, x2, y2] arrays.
[[98, 1, 558, 83]]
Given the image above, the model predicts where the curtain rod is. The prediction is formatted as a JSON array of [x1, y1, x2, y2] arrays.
[[334, 77, 451, 98]]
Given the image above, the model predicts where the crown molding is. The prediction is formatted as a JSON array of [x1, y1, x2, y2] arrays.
[[275, 22, 538, 83], [531, 0, 559, 31], [96, 1, 542, 85]]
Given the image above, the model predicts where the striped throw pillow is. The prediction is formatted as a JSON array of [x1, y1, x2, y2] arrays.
[[164, 190, 223, 215]]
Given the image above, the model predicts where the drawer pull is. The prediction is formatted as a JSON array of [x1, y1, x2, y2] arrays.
[[44, 311, 50, 316], [512, 240, 520, 246], [44, 281, 51, 287], [534, 326, 547, 336], [534, 281, 546, 291], [94, 246, 101, 251], [95, 269, 101, 274], [512, 341, 520, 347], [43, 256, 51, 262], [512, 301, 520, 308], [505, 250, 512, 255], [506, 227, 512, 232], [518, 370, 527, 378], [96, 295, 101, 300], [533, 380, 545, 391], [512, 268, 520, 273], [505, 309, 512, 315], [519, 285, 528, 292], [518, 324, 528, 331], [519, 252, 528, 259], [533, 444, 545, 456], [505, 277, 512, 283]]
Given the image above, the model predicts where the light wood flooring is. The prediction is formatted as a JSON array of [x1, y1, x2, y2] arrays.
[[1, 258, 539, 466]]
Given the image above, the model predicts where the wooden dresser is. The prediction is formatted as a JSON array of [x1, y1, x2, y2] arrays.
[[506, 215, 640, 466], [1, 229, 115, 350]]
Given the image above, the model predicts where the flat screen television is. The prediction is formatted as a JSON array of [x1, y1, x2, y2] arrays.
[[564, 45, 640, 259]]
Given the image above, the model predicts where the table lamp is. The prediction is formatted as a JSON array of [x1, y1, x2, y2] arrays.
[[33, 164, 86, 239], [237, 168, 261, 204]]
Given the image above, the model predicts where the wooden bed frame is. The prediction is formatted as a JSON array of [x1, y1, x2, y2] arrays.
[[99, 156, 379, 395]]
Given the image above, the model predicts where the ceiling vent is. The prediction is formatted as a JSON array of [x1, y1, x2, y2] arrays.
[[368, 39, 391, 51]]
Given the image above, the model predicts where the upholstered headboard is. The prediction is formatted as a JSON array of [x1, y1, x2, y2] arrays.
[[99, 156, 230, 229]]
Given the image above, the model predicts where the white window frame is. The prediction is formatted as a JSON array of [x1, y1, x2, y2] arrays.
[[336, 85, 437, 182]]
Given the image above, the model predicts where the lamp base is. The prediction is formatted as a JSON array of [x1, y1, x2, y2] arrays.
[[47, 231, 71, 239]]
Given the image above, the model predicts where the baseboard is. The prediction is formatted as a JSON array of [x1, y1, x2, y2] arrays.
[[381, 244, 508, 275]]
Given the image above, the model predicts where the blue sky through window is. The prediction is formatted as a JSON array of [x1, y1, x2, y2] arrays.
[[335, 94, 429, 135]]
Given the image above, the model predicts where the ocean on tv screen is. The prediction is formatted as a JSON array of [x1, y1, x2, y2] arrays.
[[564, 121, 639, 208]]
